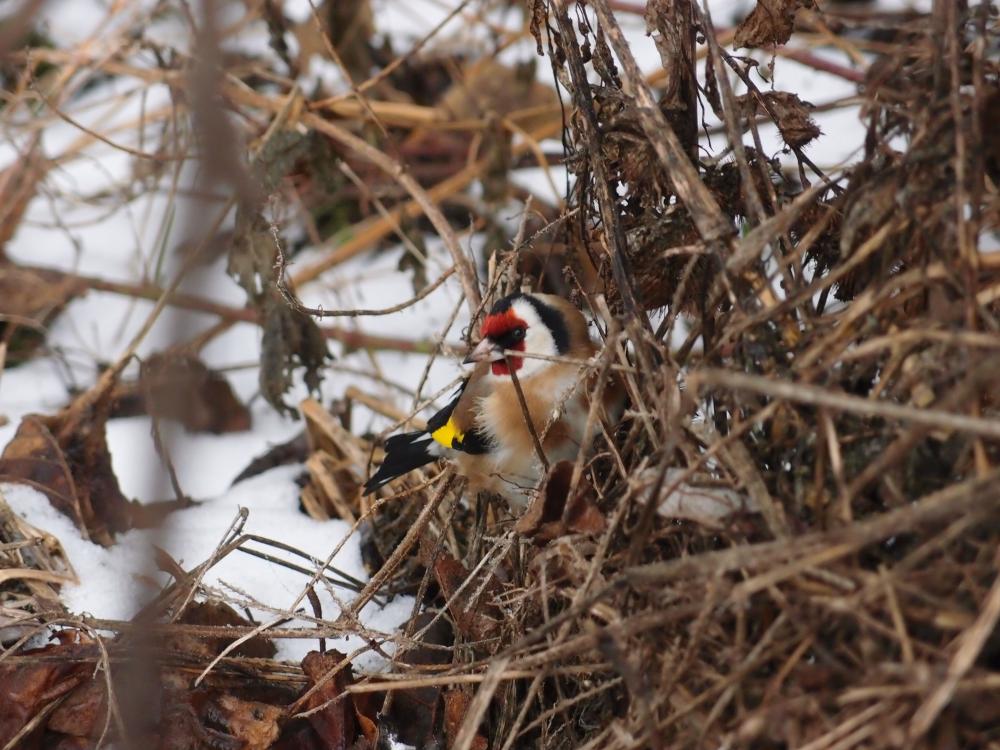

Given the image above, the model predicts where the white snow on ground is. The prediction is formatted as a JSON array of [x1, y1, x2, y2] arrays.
[[0, 0, 946, 669], [1, 475, 415, 667]]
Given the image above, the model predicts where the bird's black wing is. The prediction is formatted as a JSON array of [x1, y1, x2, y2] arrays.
[[426, 378, 490, 455], [426, 379, 467, 433], [364, 379, 488, 495]]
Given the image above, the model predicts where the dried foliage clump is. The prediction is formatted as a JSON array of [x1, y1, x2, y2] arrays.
[[2, 0, 1000, 749]]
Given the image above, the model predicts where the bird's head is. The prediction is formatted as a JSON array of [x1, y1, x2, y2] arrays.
[[464, 293, 571, 377]]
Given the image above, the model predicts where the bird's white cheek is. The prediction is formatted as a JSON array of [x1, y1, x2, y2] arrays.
[[517, 332, 552, 378]]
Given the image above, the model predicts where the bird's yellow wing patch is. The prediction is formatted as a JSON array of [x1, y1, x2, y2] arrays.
[[431, 417, 463, 449]]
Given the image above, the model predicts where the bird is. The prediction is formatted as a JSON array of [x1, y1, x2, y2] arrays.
[[363, 292, 624, 511]]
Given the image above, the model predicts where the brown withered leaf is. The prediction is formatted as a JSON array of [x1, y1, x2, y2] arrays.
[[201, 694, 283, 750], [110, 352, 251, 434], [739, 91, 821, 149], [0, 418, 79, 528], [159, 686, 244, 750], [733, 0, 812, 49], [379, 612, 451, 747], [231, 431, 309, 485], [443, 690, 488, 750], [420, 540, 503, 642], [229, 130, 331, 417], [441, 58, 558, 134], [0, 264, 84, 364], [299, 650, 359, 750], [0, 633, 98, 749], [293, 0, 374, 82], [230, 208, 330, 417], [47, 680, 106, 741], [164, 600, 276, 661], [516, 460, 607, 543], [0, 400, 133, 546]]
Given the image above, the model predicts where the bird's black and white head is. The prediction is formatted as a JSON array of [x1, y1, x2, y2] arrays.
[[464, 293, 571, 378]]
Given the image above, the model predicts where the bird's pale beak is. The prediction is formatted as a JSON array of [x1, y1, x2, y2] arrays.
[[463, 338, 503, 364]]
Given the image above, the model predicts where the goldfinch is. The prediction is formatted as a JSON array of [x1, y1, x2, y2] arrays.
[[364, 292, 623, 511]]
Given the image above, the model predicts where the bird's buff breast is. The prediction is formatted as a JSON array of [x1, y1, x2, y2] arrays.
[[460, 367, 588, 510]]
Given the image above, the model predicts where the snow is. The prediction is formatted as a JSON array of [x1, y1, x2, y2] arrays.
[[1, 473, 415, 667]]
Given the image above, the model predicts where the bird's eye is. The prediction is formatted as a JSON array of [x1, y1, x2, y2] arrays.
[[511, 327, 526, 341]]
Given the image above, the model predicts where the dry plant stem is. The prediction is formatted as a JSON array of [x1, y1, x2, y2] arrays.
[[696, 417, 789, 538], [726, 176, 830, 275], [410, 293, 466, 416], [348, 475, 457, 616], [223, 80, 481, 314], [692, 368, 1000, 440], [506, 357, 549, 471], [628, 467, 1000, 589], [564, 333, 619, 518], [0, 694, 69, 750], [168, 508, 249, 623], [797, 703, 892, 750], [588, 0, 734, 246], [274, 235, 455, 318], [377, 500, 463, 717], [698, 2, 768, 228], [189, 469, 410, 685], [33, 79, 175, 162], [845, 355, 999, 499], [453, 657, 512, 750], [321, 0, 472, 102], [909, 548, 1000, 739], [775, 46, 866, 84], [290, 154, 497, 284], [305, 0, 391, 145], [337, 159, 427, 263], [289, 475, 460, 713], [12, 263, 440, 353], [551, 4, 643, 319], [276, 108, 560, 284]]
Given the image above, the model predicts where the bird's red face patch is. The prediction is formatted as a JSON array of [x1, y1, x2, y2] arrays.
[[481, 309, 526, 339], [481, 309, 527, 376]]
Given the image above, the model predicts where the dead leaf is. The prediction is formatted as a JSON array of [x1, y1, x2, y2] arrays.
[[164, 600, 277, 661], [443, 689, 488, 750], [0, 633, 97, 748], [47, 680, 106, 740], [0, 407, 133, 546], [441, 58, 558, 133], [202, 694, 283, 750], [293, 0, 374, 82], [159, 686, 244, 750], [733, 0, 811, 49], [420, 541, 503, 642], [299, 650, 358, 750], [739, 91, 821, 149], [0, 264, 84, 364], [516, 460, 607, 542], [231, 431, 309, 485], [379, 612, 451, 747], [229, 207, 330, 417], [636, 468, 757, 528], [111, 352, 251, 434]]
